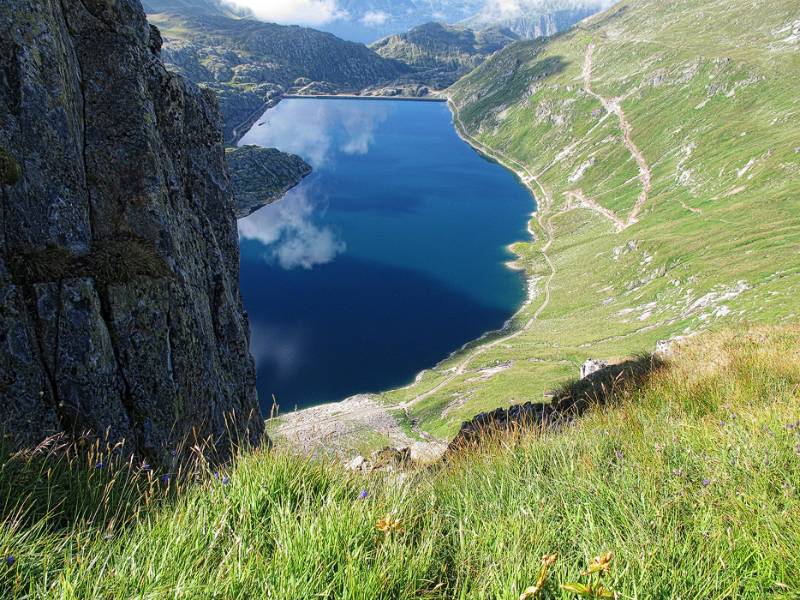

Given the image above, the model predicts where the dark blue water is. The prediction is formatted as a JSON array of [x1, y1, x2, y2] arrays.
[[238, 98, 533, 411]]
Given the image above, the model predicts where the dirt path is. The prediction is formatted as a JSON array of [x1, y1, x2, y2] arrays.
[[578, 43, 653, 229], [565, 189, 626, 232]]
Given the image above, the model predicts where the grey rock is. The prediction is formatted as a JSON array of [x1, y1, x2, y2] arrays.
[[580, 359, 608, 379], [0, 0, 263, 462], [226, 146, 312, 218]]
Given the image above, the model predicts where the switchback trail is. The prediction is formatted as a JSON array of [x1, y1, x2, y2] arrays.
[[576, 43, 654, 229]]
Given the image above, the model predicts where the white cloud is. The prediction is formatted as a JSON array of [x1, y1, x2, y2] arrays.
[[249, 321, 304, 376], [238, 185, 346, 270], [360, 10, 390, 27], [239, 100, 388, 167], [222, 0, 347, 26]]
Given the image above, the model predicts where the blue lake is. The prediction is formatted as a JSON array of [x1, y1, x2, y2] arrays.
[[238, 98, 534, 412]]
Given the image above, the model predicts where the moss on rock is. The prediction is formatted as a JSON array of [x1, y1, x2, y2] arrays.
[[0, 147, 21, 185]]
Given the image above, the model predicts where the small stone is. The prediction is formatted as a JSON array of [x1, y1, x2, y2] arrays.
[[345, 455, 366, 471]]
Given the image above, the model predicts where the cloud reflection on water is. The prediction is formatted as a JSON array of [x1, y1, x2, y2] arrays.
[[238, 185, 345, 270], [239, 99, 389, 168]]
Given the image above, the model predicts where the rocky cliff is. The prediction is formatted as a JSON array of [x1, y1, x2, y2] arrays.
[[226, 146, 312, 218], [0, 0, 263, 462]]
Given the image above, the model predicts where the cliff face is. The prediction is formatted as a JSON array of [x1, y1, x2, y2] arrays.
[[0, 0, 263, 461]]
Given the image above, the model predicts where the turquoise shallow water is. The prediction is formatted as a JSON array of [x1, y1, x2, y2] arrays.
[[238, 98, 534, 411]]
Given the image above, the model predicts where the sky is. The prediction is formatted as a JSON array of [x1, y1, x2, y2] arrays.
[[221, 0, 615, 28], [223, 0, 347, 26]]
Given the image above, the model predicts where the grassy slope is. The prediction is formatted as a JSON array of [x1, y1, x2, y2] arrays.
[[377, 0, 800, 440], [3, 325, 800, 597]]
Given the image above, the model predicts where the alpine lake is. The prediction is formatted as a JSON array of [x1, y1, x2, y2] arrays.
[[238, 98, 534, 411]]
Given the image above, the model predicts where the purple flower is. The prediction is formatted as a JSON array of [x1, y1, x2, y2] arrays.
[[5, 556, 14, 567], [161, 474, 171, 484], [614, 450, 625, 461], [141, 463, 152, 472], [358, 490, 369, 500], [702, 478, 711, 487], [222, 476, 230, 486], [94, 462, 105, 470]]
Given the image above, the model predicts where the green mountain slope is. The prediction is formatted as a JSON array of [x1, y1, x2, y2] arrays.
[[146, 12, 409, 139], [371, 22, 519, 88], [376, 0, 800, 439]]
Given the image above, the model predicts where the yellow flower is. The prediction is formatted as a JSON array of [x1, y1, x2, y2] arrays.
[[375, 516, 403, 536], [519, 553, 558, 599], [519, 584, 543, 600], [584, 551, 613, 576]]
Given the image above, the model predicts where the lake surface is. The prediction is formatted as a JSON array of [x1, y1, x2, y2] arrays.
[[238, 98, 534, 411]]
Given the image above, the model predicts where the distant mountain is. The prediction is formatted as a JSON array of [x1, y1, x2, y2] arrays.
[[371, 22, 519, 88], [141, 0, 245, 18], [145, 11, 409, 140], [462, 0, 608, 38], [329, 0, 485, 42], [306, 0, 608, 43]]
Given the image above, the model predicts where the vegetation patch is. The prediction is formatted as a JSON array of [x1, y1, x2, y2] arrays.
[[5, 238, 172, 286], [0, 147, 21, 186]]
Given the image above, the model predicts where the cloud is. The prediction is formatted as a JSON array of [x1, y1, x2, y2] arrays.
[[221, 0, 347, 26], [249, 321, 307, 380], [238, 100, 389, 167], [238, 185, 346, 270], [360, 10, 390, 27]]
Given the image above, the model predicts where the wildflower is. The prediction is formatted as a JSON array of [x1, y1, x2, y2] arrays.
[[358, 490, 369, 500], [160, 474, 171, 485], [5, 555, 14, 567], [94, 462, 105, 470], [375, 516, 403, 536], [520, 554, 558, 599], [614, 449, 624, 461], [702, 478, 711, 487], [584, 552, 613, 576], [222, 476, 230, 486], [141, 463, 152, 472]]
